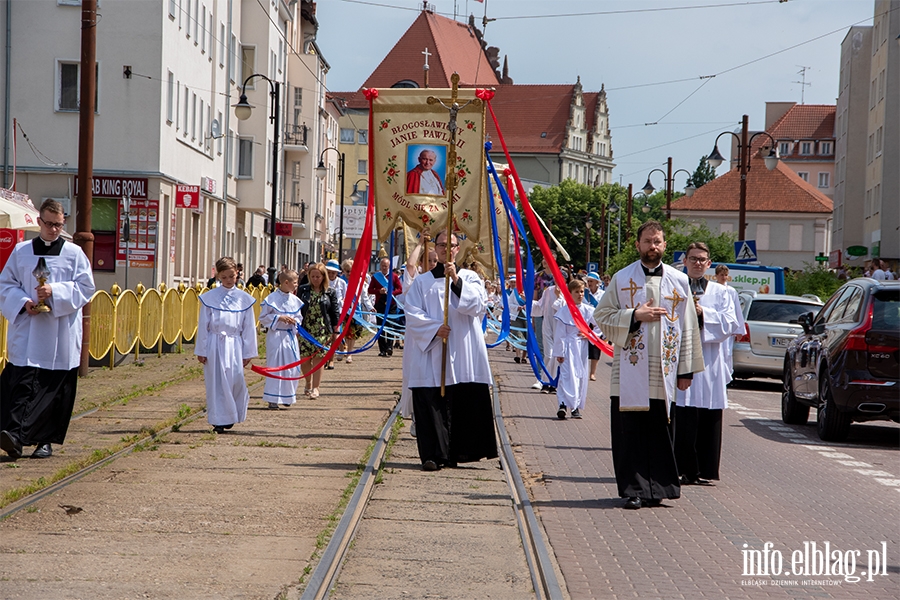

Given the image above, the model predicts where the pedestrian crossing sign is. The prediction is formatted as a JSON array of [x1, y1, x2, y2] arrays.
[[734, 240, 758, 264]]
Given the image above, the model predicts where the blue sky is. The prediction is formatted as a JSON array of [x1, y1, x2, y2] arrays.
[[315, 0, 875, 188]]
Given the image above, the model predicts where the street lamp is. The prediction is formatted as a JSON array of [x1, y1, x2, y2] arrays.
[[234, 73, 280, 285], [584, 215, 593, 271], [316, 148, 346, 260], [349, 178, 368, 204], [642, 156, 694, 219], [706, 114, 779, 241], [606, 200, 619, 267]]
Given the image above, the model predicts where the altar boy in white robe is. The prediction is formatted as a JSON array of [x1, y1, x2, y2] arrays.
[[674, 243, 743, 485], [0, 200, 95, 459], [196, 257, 258, 433], [594, 220, 704, 509], [552, 279, 597, 420], [404, 231, 497, 471], [259, 270, 303, 409]]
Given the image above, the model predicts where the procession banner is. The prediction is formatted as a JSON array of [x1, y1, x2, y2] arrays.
[[370, 88, 486, 242], [457, 165, 510, 278]]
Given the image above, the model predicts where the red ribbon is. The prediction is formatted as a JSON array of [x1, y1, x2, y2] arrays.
[[475, 89, 495, 101], [485, 99, 613, 358], [363, 88, 378, 100]]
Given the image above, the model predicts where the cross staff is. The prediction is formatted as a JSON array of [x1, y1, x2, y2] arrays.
[[427, 73, 482, 396]]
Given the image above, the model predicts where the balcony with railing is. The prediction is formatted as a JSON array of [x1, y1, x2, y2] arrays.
[[283, 124, 309, 151]]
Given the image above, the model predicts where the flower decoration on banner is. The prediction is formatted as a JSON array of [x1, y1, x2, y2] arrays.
[[363, 88, 379, 100], [459, 209, 473, 223], [383, 155, 399, 184], [378, 119, 391, 132], [420, 212, 435, 227], [382, 208, 393, 221], [475, 89, 495, 101], [455, 156, 471, 187], [464, 119, 477, 132]]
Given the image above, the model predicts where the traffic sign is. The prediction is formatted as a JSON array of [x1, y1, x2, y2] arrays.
[[587, 261, 599, 274], [672, 251, 685, 266], [734, 240, 758, 264], [815, 255, 829, 262]]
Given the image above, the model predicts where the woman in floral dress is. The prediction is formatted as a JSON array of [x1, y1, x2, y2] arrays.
[[297, 263, 340, 398]]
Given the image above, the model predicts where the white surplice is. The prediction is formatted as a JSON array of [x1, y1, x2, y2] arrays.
[[0, 239, 95, 370], [676, 281, 744, 410], [404, 268, 492, 389], [195, 286, 259, 426], [259, 290, 303, 405], [722, 284, 745, 374], [398, 266, 424, 418], [552, 302, 596, 411], [537, 285, 561, 364]]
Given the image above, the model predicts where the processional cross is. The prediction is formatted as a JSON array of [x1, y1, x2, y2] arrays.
[[427, 73, 482, 396]]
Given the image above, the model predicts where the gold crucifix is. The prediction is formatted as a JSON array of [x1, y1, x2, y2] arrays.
[[427, 73, 482, 397], [664, 288, 686, 321], [620, 278, 641, 309]]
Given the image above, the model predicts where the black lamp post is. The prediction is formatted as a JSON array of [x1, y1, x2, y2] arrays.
[[234, 73, 280, 286], [642, 156, 695, 220], [706, 115, 779, 241], [584, 215, 593, 271], [316, 148, 345, 260]]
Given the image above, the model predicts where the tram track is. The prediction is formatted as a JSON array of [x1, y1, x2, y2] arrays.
[[298, 379, 563, 600]]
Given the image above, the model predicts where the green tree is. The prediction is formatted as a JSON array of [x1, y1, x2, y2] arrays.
[[606, 219, 736, 274], [784, 263, 842, 300], [690, 155, 716, 189]]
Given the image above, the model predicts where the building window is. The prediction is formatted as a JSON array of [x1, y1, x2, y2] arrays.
[[756, 224, 770, 251], [779, 141, 790, 157], [57, 61, 98, 112], [216, 111, 223, 155], [191, 92, 197, 140], [358, 160, 367, 175], [166, 71, 174, 123], [200, 5, 206, 53], [875, 126, 883, 155], [230, 34, 237, 82], [168, 0, 177, 18], [226, 130, 234, 176], [219, 23, 225, 67], [800, 142, 812, 155], [241, 46, 255, 88], [358, 130, 368, 145], [185, 0, 191, 37], [340, 128, 355, 144], [237, 137, 253, 178], [797, 172, 809, 182], [789, 224, 803, 251], [818, 172, 830, 188], [819, 141, 832, 155]]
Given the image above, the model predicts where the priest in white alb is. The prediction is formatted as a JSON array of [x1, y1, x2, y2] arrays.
[[674, 243, 744, 485], [594, 220, 704, 510], [404, 231, 496, 471], [0, 199, 95, 460]]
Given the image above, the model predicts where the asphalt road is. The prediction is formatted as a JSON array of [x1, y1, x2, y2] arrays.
[[498, 353, 900, 599]]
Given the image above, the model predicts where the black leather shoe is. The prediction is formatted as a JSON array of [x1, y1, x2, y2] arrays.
[[642, 498, 662, 507], [31, 443, 52, 459], [0, 430, 22, 459], [623, 497, 642, 510], [212, 425, 226, 434], [422, 460, 439, 471]]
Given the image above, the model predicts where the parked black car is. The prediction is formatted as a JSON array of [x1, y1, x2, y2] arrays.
[[782, 278, 899, 441]]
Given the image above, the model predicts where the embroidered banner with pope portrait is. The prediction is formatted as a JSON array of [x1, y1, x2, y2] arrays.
[[369, 88, 486, 242]]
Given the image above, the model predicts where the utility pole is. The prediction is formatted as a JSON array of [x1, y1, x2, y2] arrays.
[[76, 0, 97, 376], [738, 114, 749, 241]]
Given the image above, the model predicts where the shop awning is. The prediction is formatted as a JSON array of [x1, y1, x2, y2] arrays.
[[0, 188, 39, 231]]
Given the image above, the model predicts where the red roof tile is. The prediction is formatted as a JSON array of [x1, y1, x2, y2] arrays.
[[485, 84, 576, 153], [670, 154, 833, 214], [361, 11, 499, 90], [768, 104, 835, 141]]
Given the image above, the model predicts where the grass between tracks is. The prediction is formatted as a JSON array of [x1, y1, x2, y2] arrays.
[[74, 365, 204, 415], [0, 402, 201, 512], [284, 412, 404, 598]]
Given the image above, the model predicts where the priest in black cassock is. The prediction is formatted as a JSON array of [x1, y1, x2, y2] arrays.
[[594, 221, 703, 509], [0, 199, 95, 459], [403, 231, 497, 471]]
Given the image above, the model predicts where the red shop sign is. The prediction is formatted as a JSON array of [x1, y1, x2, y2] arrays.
[[175, 185, 201, 209]]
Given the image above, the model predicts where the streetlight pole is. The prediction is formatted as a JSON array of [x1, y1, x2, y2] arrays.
[[584, 215, 592, 270], [316, 148, 345, 260], [643, 157, 695, 220], [706, 114, 780, 241], [234, 74, 281, 286]]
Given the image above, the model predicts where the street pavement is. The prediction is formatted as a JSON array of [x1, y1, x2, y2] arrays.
[[496, 351, 900, 599], [1, 344, 897, 599]]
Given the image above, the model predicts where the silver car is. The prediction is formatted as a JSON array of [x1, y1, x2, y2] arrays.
[[733, 292, 824, 380]]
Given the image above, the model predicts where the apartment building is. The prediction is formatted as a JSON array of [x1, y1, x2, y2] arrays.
[[0, 0, 334, 291]]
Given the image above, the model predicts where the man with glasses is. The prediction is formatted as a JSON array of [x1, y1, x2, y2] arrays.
[[403, 230, 496, 471], [0, 199, 95, 459], [673, 242, 743, 486], [594, 220, 704, 509]]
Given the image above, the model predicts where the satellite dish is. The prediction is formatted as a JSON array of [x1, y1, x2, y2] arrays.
[[210, 119, 221, 138]]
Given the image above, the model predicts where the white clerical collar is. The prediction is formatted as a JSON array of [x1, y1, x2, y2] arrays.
[[40, 236, 56, 246]]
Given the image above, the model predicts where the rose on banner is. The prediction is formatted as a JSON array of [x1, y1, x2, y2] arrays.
[[370, 88, 486, 242]]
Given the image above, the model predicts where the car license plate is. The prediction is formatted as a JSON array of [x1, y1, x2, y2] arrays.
[[770, 337, 791, 348]]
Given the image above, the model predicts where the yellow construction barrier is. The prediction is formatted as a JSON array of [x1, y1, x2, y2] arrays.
[[0, 283, 272, 372]]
